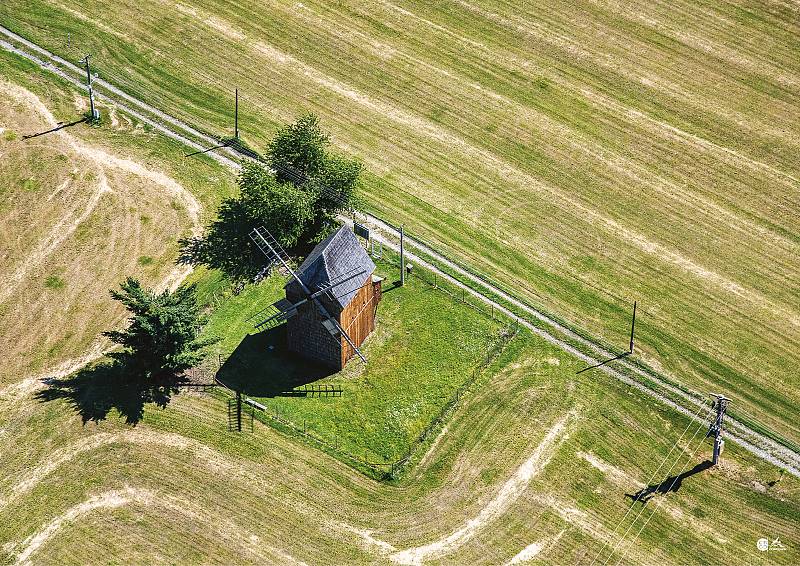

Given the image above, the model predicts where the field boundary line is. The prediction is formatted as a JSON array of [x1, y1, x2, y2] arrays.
[[2, 25, 796, 476]]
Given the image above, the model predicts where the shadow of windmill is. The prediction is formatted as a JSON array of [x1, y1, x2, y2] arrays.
[[625, 460, 713, 504], [216, 324, 336, 397]]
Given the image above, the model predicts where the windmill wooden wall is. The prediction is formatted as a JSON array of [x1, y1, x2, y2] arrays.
[[286, 275, 381, 370], [338, 277, 381, 368]]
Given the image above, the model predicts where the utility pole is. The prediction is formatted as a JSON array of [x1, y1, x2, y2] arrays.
[[629, 300, 637, 353], [234, 88, 239, 139], [400, 225, 405, 286], [79, 54, 99, 121], [707, 394, 730, 465]]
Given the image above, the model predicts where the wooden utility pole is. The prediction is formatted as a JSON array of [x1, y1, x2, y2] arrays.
[[400, 225, 405, 286], [707, 394, 730, 465], [80, 54, 99, 121], [629, 300, 637, 353]]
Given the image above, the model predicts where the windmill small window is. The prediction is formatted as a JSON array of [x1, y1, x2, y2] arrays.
[[250, 225, 382, 370]]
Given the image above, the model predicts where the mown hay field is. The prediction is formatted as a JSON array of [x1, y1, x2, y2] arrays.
[[3, 0, 797, 444], [0, 50, 798, 565], [3, 327, 799, 565], [0, 49, 236, 386]]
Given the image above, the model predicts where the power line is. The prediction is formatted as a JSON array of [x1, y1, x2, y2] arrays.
[[612, 416, 715, 566], [601, 405, 714, 565], [588, 400, 711, 566]]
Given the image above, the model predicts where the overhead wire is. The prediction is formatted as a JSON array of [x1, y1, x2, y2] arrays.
[[613, 412, 718, 566], [588, 399, 711, 566], [600, 403, 715, 565]]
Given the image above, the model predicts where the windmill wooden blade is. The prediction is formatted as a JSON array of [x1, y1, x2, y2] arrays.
[[250, 225, 367, 364], [250, 226, 294, 278], [254, 298, 305, 331]]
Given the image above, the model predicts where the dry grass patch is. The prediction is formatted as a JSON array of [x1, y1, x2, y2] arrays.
[[0, 79, 200, 384]]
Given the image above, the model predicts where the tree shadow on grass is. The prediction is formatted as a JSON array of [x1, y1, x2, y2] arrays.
[[35, 357, 179, 425], [217, 324, 336, 396], [625, 460, 713, 504]]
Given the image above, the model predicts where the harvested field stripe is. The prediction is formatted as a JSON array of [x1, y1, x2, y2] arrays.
[[388, 411, 575, 564]]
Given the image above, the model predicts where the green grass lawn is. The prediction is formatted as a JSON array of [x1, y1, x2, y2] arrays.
[[198, 257, 506, 464]]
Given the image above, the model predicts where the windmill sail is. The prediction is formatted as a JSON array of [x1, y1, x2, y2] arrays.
[[249, 226, 368, 363]]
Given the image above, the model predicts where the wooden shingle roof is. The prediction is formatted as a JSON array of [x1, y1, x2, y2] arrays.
[[286, 225, 375, 310]]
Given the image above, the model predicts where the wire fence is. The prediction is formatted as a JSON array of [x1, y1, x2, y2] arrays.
[[203, 248, 521, 480], [214, 320, 518, 480]]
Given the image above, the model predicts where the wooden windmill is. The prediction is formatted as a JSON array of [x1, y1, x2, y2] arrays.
[[249, 225, 382, 369]]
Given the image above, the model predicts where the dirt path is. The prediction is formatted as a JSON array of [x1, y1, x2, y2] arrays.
[[2, 25, 796, 477], [13, 488, 152, 564], [10, 484, 299, 565], [386, 412, 575, 564], [505, 530, 564, 565]]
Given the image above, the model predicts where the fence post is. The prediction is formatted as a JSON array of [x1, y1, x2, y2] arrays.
[[400, 225, 405, 286]]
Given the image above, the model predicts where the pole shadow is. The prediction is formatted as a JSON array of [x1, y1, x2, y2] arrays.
[[23, 117, 87, 140], [577, 351, 630, 374], [625, 460, 713, 504]]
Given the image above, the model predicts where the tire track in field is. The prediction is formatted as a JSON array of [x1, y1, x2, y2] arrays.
[[11, 486, 305, 565], [13, 487, 149, 565], [338, 411, 575, 564], [2, 26, 796, 476]]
